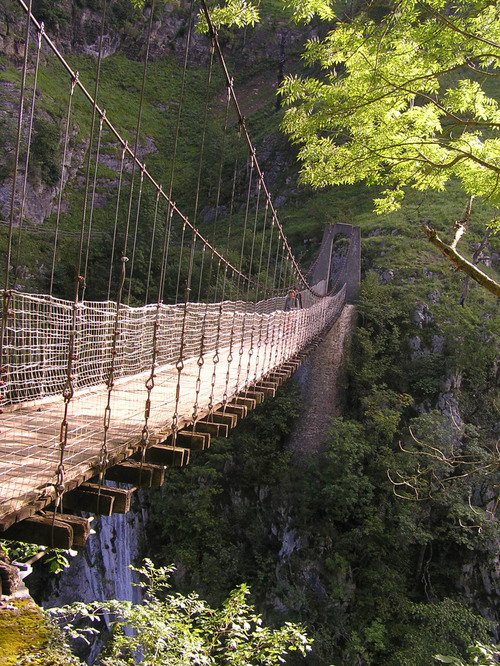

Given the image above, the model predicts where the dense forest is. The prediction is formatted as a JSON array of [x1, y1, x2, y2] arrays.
[[0, 0, 499, 664]]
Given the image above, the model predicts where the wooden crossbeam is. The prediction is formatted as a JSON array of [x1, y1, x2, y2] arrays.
[[2, 515, 72, 549], [221, 403, 247, 418], [187, 420, 229, 437], [252, 383, 276, 397], [64, 483, 134, 515], [82, 484, 133, 514], [134, 444, 189, 467], [240, 389, 265, 404], [105, 461, 166, 487], [255, 380, 278, 390], [63, 486, 115, 516], [176, 431, 210, 450], [1, 513, 79, 549], [272, 368, 291, 378], [0, 495, 55, 532], [43, 512, 92, 547], [210, 411, 238, 429], [281, 362, 300, 372], [232, 396, 257, 410], [265, 372, 288, 385]]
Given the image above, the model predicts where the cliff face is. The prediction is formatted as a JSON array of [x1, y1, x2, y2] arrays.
[[28, 492, 146, 607], [26, 494, 146, 662], [0, 0, 307, 239]]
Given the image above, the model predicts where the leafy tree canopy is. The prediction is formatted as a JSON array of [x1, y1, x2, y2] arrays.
[[278, 0, 500, 293], [187, 0, 500, 294], [279, 0, 500, 217]]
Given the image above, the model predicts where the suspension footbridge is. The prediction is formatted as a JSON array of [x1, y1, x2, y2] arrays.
[[0, 0, 360, 548]]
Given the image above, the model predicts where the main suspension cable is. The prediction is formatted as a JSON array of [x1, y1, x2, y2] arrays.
[[14, 0, 321, 299]]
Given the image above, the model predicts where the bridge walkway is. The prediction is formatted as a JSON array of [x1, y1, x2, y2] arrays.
[[0, 290, 345, 538]]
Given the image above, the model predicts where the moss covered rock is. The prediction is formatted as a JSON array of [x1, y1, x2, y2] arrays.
[[0, 594, 81, 666]]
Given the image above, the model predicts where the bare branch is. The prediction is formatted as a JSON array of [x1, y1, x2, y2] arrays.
[[421, 224, 500, 297], [451, 195, 474, 249], [459, 227, 492, 305]]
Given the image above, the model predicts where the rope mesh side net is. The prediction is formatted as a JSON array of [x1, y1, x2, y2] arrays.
[[0, 0, 351, 528]]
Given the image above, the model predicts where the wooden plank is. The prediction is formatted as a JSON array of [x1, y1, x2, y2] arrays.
[[83, 484, 133, 514], [252, 383, 276, 397], [0, 493, 56, 532], [187, 420, 229, 438], [255, 380, 278, 391], [65, 483, 134, 515], [263, 373, 282, 385], [221, 403, 247, 418], [240, 390, 265, 404], [1, 514, 73, 549], [267, 371, 290, 383], [284, 357, 301, 366], [105, 461, 154, 487], [210, 411, 238, 429], [43, 512, 92, 547], [135, 444, 189, 467], [232, 396, 257, 411], [62, 487, 115, 516], [176, 431, 210, 450], [281, 362, 300, 372]]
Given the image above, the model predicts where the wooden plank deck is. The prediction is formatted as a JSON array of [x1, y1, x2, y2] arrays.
[[0, 341, 288, 530]]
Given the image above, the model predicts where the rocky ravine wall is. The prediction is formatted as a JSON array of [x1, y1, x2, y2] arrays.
[[26, 494, 147, 661]]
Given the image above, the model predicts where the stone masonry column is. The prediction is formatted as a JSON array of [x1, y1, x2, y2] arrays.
[[289, 304, 357, 458]]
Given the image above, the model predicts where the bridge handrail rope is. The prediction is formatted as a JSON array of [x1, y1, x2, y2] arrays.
[[0, 285, 344, 405]]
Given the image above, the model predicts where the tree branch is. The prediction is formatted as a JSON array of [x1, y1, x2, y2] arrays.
[[451, 195, 473, 249], [459, 227, 492, 305], [416, 0, 500, 51], [421, 224, 500, 297]]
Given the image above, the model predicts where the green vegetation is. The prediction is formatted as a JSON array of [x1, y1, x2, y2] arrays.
[[0, 541, 77, 574], [278, 0, 500, 294], [48, 559, 311, 666]]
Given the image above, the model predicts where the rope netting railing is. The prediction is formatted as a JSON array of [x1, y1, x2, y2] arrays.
[[0, 0, 353, 527], [1, 287, 343, 408]]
